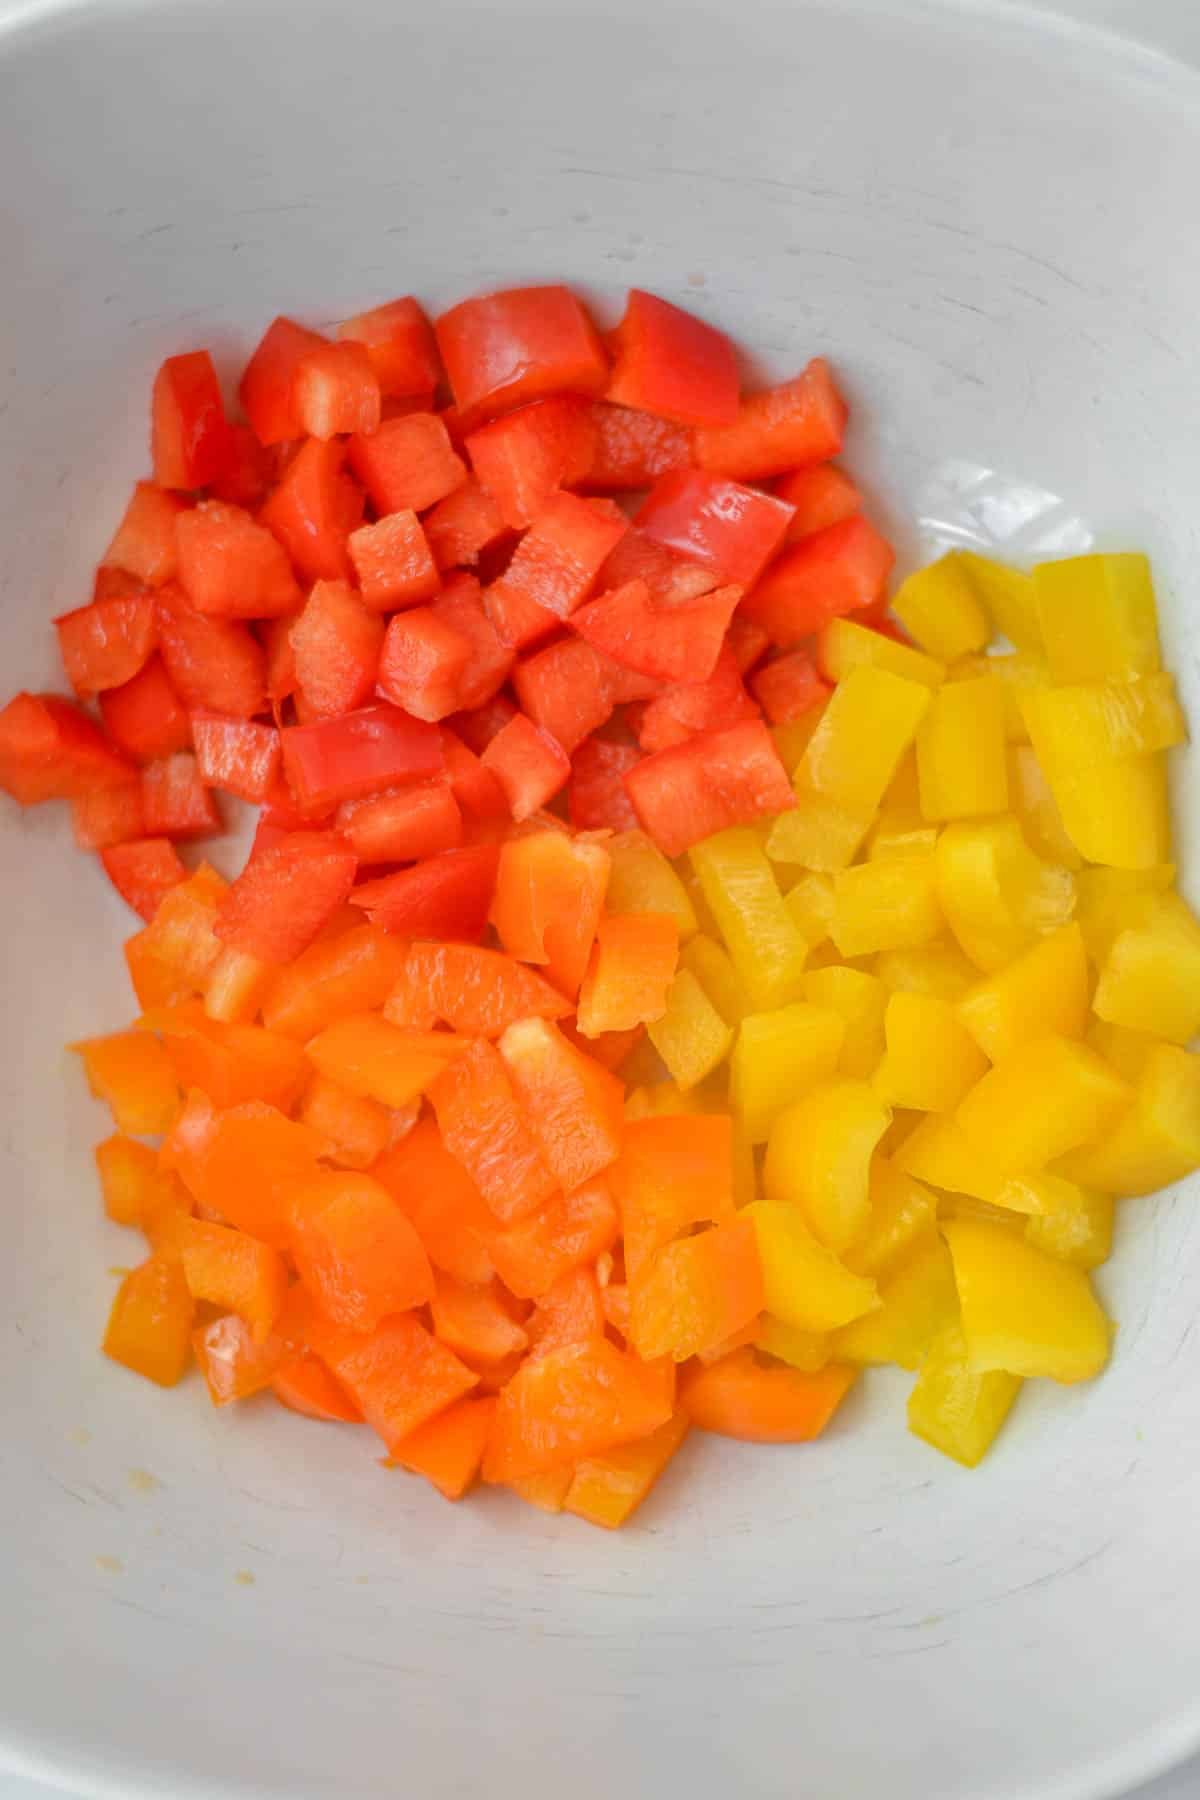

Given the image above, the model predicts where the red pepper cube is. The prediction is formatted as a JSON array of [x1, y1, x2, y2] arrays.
[[71, 778, 145, 850], [439, 727, 508, 824], [348, 511, 440, 612], [483, 490, 629, 647], [176, 500, 301, 620], [292, 340, 382, 440], [489, 829, 610, 999], [727, 615, 771, 675], [0, 692, 134, 804], [422, 477, 508, 573], [259, 438, 365, 586], [607, 289, 740, 428], [98, 656, 191, 762], [449, 692, 517, 757], [624, 717, 795, 857], [512, 637, 614, 755], [775, 463, 862, 541], [209, 424, 274, 510], [481, 713, 570, 821], [215, 830, 358, 965], [742, 514, 896, 647], [572, 577, 741, 685], [279, 702, 444, 812], [336, 295, 441, 401], [693, 358, 849, 481], [101, 838, 188, 921], [238, 315, 328, 446], [749, 649, 833, 725], [348, 414, 467, 515], [579, 400, 691, 493], [290, 580, 385, 719], [337, 782, 463, 863], [102, 482, 185, 587], [465, 396, 598, 530], [152, 350, 231, 490], [377, 607, 473, 723], [568, 738, 641, 833], [154, 586, 266, 719], [142, 751, 222, 839], [595, 527, 718, 607], [428, 575, 514, 712], [635, 644, 759, 753], [636, 469, 794, 587], [350, 844, 500, 942], [435, 285, 609, 425], [56, 591, 157, 696], [190, 712, 280, 802]]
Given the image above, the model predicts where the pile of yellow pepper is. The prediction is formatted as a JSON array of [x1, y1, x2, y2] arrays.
[[610, 549, 1197, 1467]]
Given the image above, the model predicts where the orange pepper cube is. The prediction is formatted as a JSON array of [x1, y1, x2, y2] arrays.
[[389, 1395, 497, 1501], [498, 1018, 625, 1192], [482, 1338, 675, 1482], [611, 1113, 736, 1279], [680, 1347, 856, 1442], [563, 1411, 690, 1529], [630, 1213, 764, 1362], [290, 1172, 434, 1332], [103, 1253, 195, 1387], [315, 1312, 479, 1454], [489, 829, 611, 999], [305, 1013, 469, 1109], [576, 912, 680, 1037], [178, 1217, 289, 1342], [74, 1029, 180, 1136], [428, 1038, 560, 1224], [193, 1313, 285, 1406]]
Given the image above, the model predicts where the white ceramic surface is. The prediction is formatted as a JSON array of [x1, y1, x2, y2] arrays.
[[3, 2, 1200, 1798]]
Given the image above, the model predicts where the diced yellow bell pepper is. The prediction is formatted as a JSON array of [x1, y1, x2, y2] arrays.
[[766, 794, 873, 874], [991, 1169, 1089, 1217], [1043, 751, 1169, 872], [1093, 890, 1200, 1045], [1008, 744, 1081, 869], [952, 650, 1055, 743], [1060, 1043, 1200, 1197], [874, 991, 989, 1112], [866, 749, 926, 856], [892, 553, 990, 662], [942, 1218, 1111, 1382], [678, 932, 746, 1029], [757, 1317, 831, 1371], [907, 1322, 1022, 1468], [646, 969, 733, 1093], [1085, 1019, 1163, 1083], [1028, 671, 1186, 763], [878, 1109, 922, 1160], [871, 826, 939, 861], [956, 922, 1088, 1063], [801, 965, 888, 1078], [830, 850, 942, 959], [605, 830, 698, 939], [1074, 863, 1177, 963], [744, 1201, 879, 1332], [936, 815, 1076, 972], [939, 1194, 1029, 1231], [689, 829, 808, 1012], [817, 616, 946, 688], [956, 551, 1042, 653], [916, 675, 1008, 822], [764, 1080, 892, 1251], [874, 939, 978, 1001], [1024, 1191, 1113, 1271], [956, 1036, 1131, 1176], [730, 1003, 845, 1144], [771, 706, 828, 777], [832, 1231, 958, 1370], [895, 1111, 1005, 1202], [784, 872, 836, 948], [1034, 552, 1160, 683], [845, 1157, 938, 1279]]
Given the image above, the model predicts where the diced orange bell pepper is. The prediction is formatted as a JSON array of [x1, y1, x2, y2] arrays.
[[630, 1214, 764, 1361], [526, 1266, 606, 1359], [261, 922, 407, 1040], [506, 1465, 576, 1514], [680, 1347, 856, 1442], [563, 1411, 690, 1529], [498, 1018, 625, 1191], [272, 1351, 363, 1423], [306, 1014, 469, 1109], [488, 1177, 619, 1300], [178, 1217, 289, 1342], [611, 1113, 736, 1279], [298, 1073, 391, 1170], [483, 1338, 675, 1481], [164, 1099, 327, 1249], [103, 1253, 195, 1386], [489, 829, 611, 999], [94, 1134, 190, 1233], [138, 862, 229, 988], [141, 1002, 309, 1112], [314, 1312, 479, 1454], [371, 1117, 499, 1284], [430, 1273, 529, 1365], [73, 1029, 180, 1136], [290, 1172, 434, 1331], [193, 1313, 285, 1406], [428, 1038, 559, 1223], [576, 912, 679, 1037], [389, 1395, 498, 1501], [386, 941, 571, 1039], [203, 945, 274, 1026]]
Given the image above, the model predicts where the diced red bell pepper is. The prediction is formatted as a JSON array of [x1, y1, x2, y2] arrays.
[[311, 1312, 478, 1455], [483, 491, 628, 647], [741, 514, 895, 646], [480, 712, 570, 821], [347, 510, 440, 611], [512, 637, 614, 755], [190, 712, 280, 802], [775, 462, 862, 540], [290, 580, 384, 719], [637, 469, 794, 587], [260, 613, 299, 708], [422, 478, 508, 572], [0, 692, 134, 804], [635, 643, 759, 753], [209, 424, 274, 510], [607, 289, 739, 427], [377, 606, 471, 723], [580, 401, 692, 492], [238, 315, 328, 446], [624, 716, 795, 856], [568, 737, 641, 831], [279, 702, 444, 812], [176, 500, 301, 620], [102, 482, 185, 587], [259, 438, 364, 585], [154, 585, 266, 719], [214, 830, 357, 965], [750, 649, 832, 725], [693, 358, 848, 480], [152, 350, 231, 490], [292, 340, 381, 440], [100, 837, 188, 921], [595, 527, 718, 607], [71, 777, 145, 850], [435, 285, 609, 425], [448, 693, 516, 757], [336, 295, 441, 400], [490, 829, 609, 999], [350, 842, 499, 941], [572, 577, 741, 685], [726, 615, 771, 675], [348, 413, 467, 515], [465, 396, 598, 530], [141, 751, 222, 839], [428, 575, 514, 712], [439, 726, 508, 823], [337, 782, 463, 863], [290, 1170, 434, 1331], [427, 1037, 559, 1223], [55, 591, 157, 696], [482, 1338, 674, 1482], [261, 920, 406, 1039]]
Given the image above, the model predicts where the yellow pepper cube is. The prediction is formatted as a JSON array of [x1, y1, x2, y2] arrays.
[[936, 816, 1076, 972], [874, 991, 989, 1112], [757, 1317, 831, 1371], [1086, 1019, 1163, 1083], [894, 1111, 1006, 1203], [1045, 751, 1170, 872], [689, 829, 808, 1012], [870, 826, 939, 861], [730, 1003, 845, 1144], [817, 617, 946, 689], [830, 850, 943, 958], [892, 553, 991, 662], [916, 676, 1008, 822], [801, 965, 888, 1078], [784, 872, 836, 947], [745, 1201, 879, 1332], [907, 1322, 1022, 1468], [678, 932, 746, 1029], [1074, 864, 1177, 962], [991, 1169, 1089, 1217], [605, 830, 698, 939], [1061, 1043, 1200, 1197], [985, 651, 1054, 740], [867, 749, 925, 853], [832, 1232, 958, 1370], [766, 795, 874, 874], [764, 1079, 892, 1251], [956, 1035, 1131, 1176], [942, 1218, 1111, 1382], [771, 706, 828, 777], [956, 923, 1089, 1063], [1008, 744, 1081, 869], [956, 551, 1042, 653], [1093, 891, 1200, 1045], [1033, 552, 1161, 683], [1026, 671, 1186, 763], [846, 1157, 939, 1280], [1024, 1191, 1114, 1271], [874, 939, 979, 1001], [646, 969, 733, 1093]]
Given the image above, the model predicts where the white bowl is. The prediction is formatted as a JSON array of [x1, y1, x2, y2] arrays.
[[3, 2, 1200, 1797]]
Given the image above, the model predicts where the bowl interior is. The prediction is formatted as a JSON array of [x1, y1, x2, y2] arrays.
[[3, 3, 1200, 1799]]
